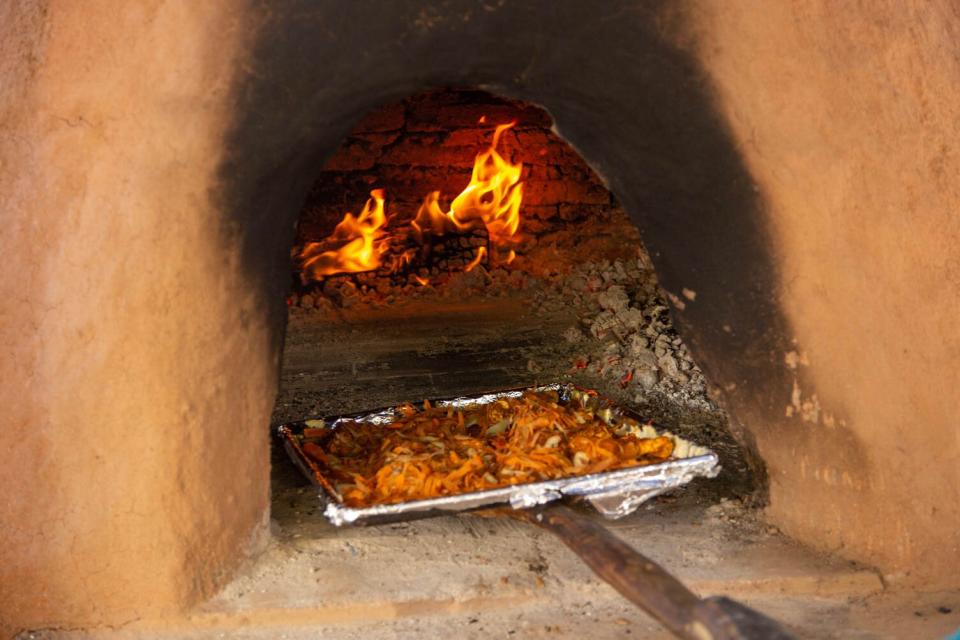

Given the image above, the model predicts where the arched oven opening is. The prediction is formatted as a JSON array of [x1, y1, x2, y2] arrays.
[[271, 88, 754, 532]]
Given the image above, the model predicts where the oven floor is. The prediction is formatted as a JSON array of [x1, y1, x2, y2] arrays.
[[272, 294, 754, 496], [272, 297, 580, 423]]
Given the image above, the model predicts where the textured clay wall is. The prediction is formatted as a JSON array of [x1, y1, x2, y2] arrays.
[[681, 1, 960, 585], [0, 2, 272, 634]]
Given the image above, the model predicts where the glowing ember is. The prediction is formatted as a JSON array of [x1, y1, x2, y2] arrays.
[[297, 123, 525, 283], [297, 189, 388, 281]]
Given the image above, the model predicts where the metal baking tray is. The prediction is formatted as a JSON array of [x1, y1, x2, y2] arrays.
[[276, 384, 720, 526]]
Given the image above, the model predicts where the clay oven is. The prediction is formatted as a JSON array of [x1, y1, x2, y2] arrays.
[[2, 1, 959, 634]]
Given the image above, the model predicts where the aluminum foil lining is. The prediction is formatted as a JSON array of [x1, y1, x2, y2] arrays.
[[277, 384, 720, 526]]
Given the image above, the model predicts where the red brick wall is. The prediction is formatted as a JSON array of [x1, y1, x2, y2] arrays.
[[295, 89, 620, 249]]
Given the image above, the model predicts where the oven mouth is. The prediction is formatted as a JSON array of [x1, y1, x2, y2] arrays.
[[275, 87, 756, 507]]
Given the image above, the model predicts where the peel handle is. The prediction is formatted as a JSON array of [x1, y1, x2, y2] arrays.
[[526, 504, 795, 640]]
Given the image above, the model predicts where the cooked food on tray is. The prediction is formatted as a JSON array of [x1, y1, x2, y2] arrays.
[[300, 388, 675, 507]]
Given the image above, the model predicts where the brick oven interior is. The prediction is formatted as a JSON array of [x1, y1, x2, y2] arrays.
[[274, 89, 753, 490], [4, 2, 960, 639]]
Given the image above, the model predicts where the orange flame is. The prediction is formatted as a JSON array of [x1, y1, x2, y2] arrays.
[[455, 122, 523, 244], [410, 191, 474, 242], [412, 122, 523, 245], [464, 246, 487, 273], [299, 123, 524, 283], [297, 189, 388, 280]]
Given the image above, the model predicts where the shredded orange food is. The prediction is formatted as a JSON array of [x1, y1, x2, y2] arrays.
[[302, 389, 674, 507]]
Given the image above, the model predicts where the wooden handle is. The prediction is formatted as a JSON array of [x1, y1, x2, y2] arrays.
[[520, 505, 794, 640]]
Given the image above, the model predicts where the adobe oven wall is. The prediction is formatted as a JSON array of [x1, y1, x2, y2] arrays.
[[0, 2, 272, 633]]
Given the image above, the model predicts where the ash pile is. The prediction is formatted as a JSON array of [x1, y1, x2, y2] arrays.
[[541, 252, 712, 410]]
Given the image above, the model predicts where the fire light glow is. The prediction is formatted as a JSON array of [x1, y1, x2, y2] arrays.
[[296, 123, 523, 282], [298, 189, 389, 281]]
